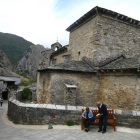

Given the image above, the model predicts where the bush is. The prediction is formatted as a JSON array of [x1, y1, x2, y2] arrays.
[[22, 87, 31, 100], [66, 122, 79, 126], [16, 71, 29, 79], [67, 122, 74, 126], [29, 78, 37, 84], [19, 81, 29, 86]]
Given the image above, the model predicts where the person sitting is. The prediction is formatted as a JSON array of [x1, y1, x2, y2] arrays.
[[82, 107, 94, 132]]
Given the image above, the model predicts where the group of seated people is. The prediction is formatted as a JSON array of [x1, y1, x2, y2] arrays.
[[82, 101, 108, 133]]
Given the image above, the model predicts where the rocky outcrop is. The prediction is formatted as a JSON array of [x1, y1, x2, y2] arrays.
[[14, 45, 46, 78], [0, 49, 12, 69], [0, 49, 28, 82], [0, 67, 29, 82]]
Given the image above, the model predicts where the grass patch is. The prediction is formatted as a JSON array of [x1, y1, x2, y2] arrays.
[[16, 71, 29, 78], [67, 121, 80, 126], [19, 81, 29, 86], [29, 78, 37, 84], [74, 122, 79, 125], [67, 122, 74, 126]]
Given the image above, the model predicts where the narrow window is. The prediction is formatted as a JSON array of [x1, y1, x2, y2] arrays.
[[78, 51, 81, 60]]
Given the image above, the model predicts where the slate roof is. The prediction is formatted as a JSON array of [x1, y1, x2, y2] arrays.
[[50, 45, 68, 58], [0, 76, 21, 85], [38, 60, 96, 73], [38, 53, 140, 73], [66, 6, 140, 32], [99, 57, 140, 70]]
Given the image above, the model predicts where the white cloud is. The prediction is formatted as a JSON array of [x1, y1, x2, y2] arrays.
[[0, 0, 140, 48], [0, 0, 62, 47]]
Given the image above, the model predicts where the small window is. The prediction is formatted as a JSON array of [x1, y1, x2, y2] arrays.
[[78, 51, 81, 60]]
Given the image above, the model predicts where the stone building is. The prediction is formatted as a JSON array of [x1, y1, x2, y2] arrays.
[[39, 42, 69, 69], [37, 60, 97, 106], [37, 6, 140, 111], [0, 76, 21, 99], [66, 6, 140, 63]]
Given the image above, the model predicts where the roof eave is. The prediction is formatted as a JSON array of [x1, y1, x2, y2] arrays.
[[66, 6, 140, 32], [37, 68, 96, 73]]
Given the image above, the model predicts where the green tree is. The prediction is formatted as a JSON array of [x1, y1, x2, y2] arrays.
[[22, 87, 31, 100]]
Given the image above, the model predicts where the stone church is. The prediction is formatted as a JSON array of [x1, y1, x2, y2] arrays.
[[37, 6, 140, 111]]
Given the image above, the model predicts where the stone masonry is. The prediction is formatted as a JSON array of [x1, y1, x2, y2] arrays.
[[64, 84, 77, 106], [69, 16, 98, 61], [97, 74, 140, 111], [68, 13, 140, 64], [37, 71, 97, 106], [8, 97, 140, 128]]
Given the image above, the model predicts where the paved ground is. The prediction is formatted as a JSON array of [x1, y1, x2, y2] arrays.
[[0, 101, 140, 140]]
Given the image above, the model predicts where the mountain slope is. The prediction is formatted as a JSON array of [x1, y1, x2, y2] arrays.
[[0, 49, 12, 69], [0, 32, 34, 64], [14, 44, 46, 78]]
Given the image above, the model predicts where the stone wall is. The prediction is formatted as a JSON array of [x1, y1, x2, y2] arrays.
[[97, 74, 140, 111], [115, 114, 140, 128], [37, 71, 51, 104], [37, 71, 98, 106], [92, 15, 140, 62], [37, 71, 140, 111], [69, 16, 98, 61], [52, 51, 70, 65], [15, 91, 22, 101], [8, 98, 140, 128], [39, 49, 54, 69], [8, 98, 82, 125], [64, 86, 77, 106], [69, 15, 140, 63]]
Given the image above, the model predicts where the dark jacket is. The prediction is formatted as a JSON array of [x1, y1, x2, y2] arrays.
[[98, 104, 108, 116]]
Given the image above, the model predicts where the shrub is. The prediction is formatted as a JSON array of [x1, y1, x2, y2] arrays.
[[29, 78, 37, 84], [16, 71, 29, 79], [19, 81, 29, 86], [67, 122, 74, 126], [22, 87, 31, 100]]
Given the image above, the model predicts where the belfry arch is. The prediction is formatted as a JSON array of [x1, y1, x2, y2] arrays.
[[51, 42, 62, 51]]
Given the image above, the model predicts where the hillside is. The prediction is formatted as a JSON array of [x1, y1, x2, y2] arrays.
[[0, 67, 29, 82], [0, 32, 34, 64], [0, 49, 29, 82], [14, 44, 46, 78], [0, 49, 12, 69]]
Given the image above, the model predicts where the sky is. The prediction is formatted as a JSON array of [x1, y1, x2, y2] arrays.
[[0, 0, 140, 48]]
